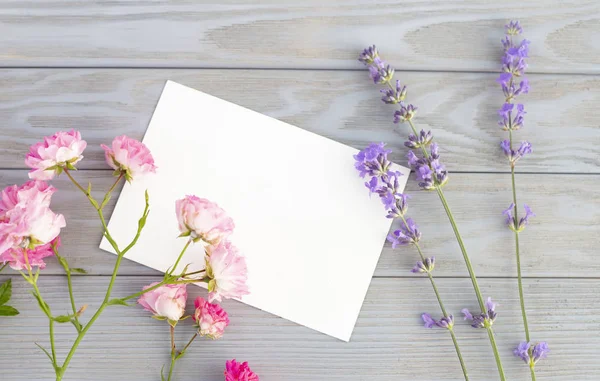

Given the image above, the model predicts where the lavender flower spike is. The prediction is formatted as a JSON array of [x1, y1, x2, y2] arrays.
[[462, 296, 498, 328], [381, 80, 407, 104], [358, 45, 379, 65], [513, 341, 550, 368], [503, 203, 535, 232], [421, 313, 454, 330], [387, 217, 421, 248], [505, 20, 523, 36], [393, 104, 417, 124], [411, 256, 435, 274]]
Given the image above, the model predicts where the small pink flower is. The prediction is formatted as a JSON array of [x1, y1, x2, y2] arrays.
[[205, 240, 249, 303], [0, 237, 60, 271], [101, 135, 157, 182], [138, 282, 187, 325], [192, 296, 230, 339], [224, 359, 259, 381], [175, 196, 234, 245], [25, 130, 87, 180], [0, 182, 65, 255]]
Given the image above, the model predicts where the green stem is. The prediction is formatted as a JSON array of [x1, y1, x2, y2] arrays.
[[530, 366, 537, 381], [177, 333, 198, 359], [0, 263, 8, 273], [49, 318, 57, 364], [53, 248, 81, 331], [56, 171, 149, 380], [167, 239, 192, 277], [167, 325, 177, 381], [397, 215, 468, 381]]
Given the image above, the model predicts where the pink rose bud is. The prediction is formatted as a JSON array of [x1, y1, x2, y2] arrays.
[[205, 240, 249, 303], [138, 282, 187, 325], [175, 196, 235, 245], [101, 135, 157, 182], [0, 237, 60, 271], [0, 182, 65, 255], [192, 296, 230, 339], [25, 130, 87, 180], [224, 359, 259, 381]]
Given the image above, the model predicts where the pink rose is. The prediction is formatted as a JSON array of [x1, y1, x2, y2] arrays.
[[138, 282, 187, 324], [25, 130, 87, 180], [0, 182, 65, 255], [205, 240, 249, 303], [224, 359, 259, 381], [101, 135, 157, 182], [192, 296, 230, 339], [176, 196, 235, 245], [0, 181, 56, 220], [0, 237, 60, 271]]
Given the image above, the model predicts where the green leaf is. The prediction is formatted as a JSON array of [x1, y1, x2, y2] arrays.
[[53, 315, 73, 323], [87, 181, 92, 194], [107, 298, 132, 307], [0, 305, 19, 316], [89, 197, 100, 210], [70, 268, 88, 274], [0, 278, 12, 306], [35, 342, 53, 363]]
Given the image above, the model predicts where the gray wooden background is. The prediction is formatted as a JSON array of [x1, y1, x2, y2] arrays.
[[0, 1, 599, 380]]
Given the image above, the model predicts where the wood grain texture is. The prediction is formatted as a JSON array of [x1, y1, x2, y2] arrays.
[[0, 275, 597, 380], [0, 69, 599, 173], [0, 1, 598, 73], [0, 170, 597, 278]]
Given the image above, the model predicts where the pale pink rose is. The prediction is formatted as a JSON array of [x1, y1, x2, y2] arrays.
[[0, 181, 56, 220], [0, 237, 60, 271], [224, 359, 259, 381], [25, 130, 87, 180], [0, 182, 65, 255], [138, 282, 187, 324], [192, 296, 230, 339], [205, 240, 249, 303], [176, 196, 235, 245], [101, 135, 156, 182]]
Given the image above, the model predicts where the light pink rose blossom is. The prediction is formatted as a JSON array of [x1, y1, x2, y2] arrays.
[[0, 181, 56, 220], [138, 282, 187, 324], [224, 359, 259, 381], [192, 296, 230, 339], [101, 135, 157, 182], [25, 130, 87, 180], [176, 196, 235, 245], [0, 182, 65, 255], [0, 237, 60, 271], [205, 240, 249, 303]]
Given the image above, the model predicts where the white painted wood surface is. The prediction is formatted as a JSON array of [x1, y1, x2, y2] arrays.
[[0, 1, 598, 380]]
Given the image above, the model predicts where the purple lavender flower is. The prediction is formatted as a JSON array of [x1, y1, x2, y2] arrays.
[[411, 256, 435, 273], [532, 342, 550, 364], [500, 139, 532, 164], [393, 104, 417, 124], [385, 192, 409, 219], [387, 218, 421, 248], [406, 143, 448, 190], [354, 142, 392, 178], [462, 297, 497, 328], [435, 315, 454, 329], [505, 20, 523, 36], [404, 129, 433, 149], [514, 341, 531, 364], [365, 176, 379, 195], [498, 103, 526, 130], [358, 45, 379, 65], [369, 61, 395, 84], [421, 313, 454, 329], [381, 80, 407, 104], [421, 313, 436, 328], [504, 203, 535, 232], [513, 341, 549, 367]]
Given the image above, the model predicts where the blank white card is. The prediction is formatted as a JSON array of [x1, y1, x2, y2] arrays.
[[100, 81, 408, 341]]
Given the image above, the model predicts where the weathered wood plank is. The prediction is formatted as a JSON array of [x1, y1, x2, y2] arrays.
[[0, 170, 597, 278], [0, 275, 596, 380], [0, 1, 598, 73], [0, 69, 599, 172]]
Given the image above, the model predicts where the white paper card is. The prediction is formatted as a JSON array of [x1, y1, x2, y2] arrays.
[[100, 81, 408, 341]]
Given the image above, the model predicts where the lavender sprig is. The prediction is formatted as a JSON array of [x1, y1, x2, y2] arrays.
[[359, 46, 507, 381], [353, 143, 469, 381], [497, 21, 548, 379]]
